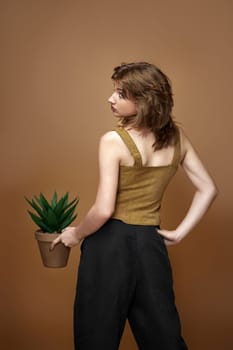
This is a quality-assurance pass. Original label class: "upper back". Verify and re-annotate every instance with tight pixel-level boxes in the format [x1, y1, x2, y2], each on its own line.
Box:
[115, 126, 181, 168]
[112, 126, 181, 225]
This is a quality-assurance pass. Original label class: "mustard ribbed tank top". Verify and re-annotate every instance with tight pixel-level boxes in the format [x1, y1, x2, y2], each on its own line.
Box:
[112, 126, 181, 225]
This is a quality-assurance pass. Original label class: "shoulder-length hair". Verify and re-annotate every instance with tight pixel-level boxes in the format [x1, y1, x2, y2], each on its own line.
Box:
[111, 62, 179, 150]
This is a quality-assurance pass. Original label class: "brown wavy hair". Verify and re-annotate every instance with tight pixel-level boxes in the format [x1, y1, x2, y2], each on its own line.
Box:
[111, 62, 179, 150]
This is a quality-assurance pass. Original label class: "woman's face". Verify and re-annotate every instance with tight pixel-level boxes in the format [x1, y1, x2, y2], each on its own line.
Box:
[108, 83, 137, 118]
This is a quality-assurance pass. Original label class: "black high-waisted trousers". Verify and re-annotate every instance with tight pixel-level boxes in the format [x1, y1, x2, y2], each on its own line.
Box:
[74, 219, 188, 350]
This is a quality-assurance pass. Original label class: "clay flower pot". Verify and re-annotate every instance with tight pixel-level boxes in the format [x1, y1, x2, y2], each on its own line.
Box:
[26, 192, 78, 268]
[35, 231, 70, 268]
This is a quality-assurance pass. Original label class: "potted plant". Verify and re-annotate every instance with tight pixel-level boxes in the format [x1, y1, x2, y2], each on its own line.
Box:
[25, 192, 79, 268]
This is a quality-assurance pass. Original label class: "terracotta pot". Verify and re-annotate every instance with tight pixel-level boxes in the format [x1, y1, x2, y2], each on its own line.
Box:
[35, 231, 70, 268]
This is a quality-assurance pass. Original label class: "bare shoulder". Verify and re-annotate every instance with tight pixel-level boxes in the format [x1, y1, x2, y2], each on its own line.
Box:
[99, 131, 123, 158]
[178, 127, 196, 162]
[100, 130, 120, 142]
[100, 130, 124, 147]
[178, 127, 207, 173]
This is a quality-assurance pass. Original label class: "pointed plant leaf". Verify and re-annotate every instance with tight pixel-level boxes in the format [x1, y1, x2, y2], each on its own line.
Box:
[57, 192, 68, 208]
[26, 192, 79, 233]
[28, 211, 53, 232]
[61, 197, 79, 213]
[25, 196, 34, 207]
[25, 197, 47, 219]
[26, 197, 42, 214]
[51, 191, 57, 209]
[31, 199, 45, 218]
[56, 198, 79, 220]
[39, 193, 51, 211]
[34, 196, 45, 211]
[59, 203, 78, 224]
[46, 208, 59, 229]
[57, 214, 77, 232]
[28, 210, 41, 223]
[25, 197, 42, 217]
[53, 194, 69, 216]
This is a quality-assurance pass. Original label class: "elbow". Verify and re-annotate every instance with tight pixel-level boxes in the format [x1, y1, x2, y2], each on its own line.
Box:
[207, 182, 218, 203]
[197, 181, 218, 204]
[210, 179, 218, 198]
[94, 204, 114, 222]
[211, 184, 218, 201]
[100, 207, 115, 221]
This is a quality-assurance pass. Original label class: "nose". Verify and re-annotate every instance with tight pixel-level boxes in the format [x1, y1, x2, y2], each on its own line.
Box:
[108, 93, 115, 104]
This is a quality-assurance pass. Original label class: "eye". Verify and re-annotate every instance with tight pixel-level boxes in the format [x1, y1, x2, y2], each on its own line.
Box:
[117, 89, 126, 99]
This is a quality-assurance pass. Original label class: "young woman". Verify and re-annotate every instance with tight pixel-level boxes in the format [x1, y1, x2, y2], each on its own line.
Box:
[52, 62, 217, 349]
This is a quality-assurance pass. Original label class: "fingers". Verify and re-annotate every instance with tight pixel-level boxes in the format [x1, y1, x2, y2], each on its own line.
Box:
[157, 229, 179, 246]
[50, 228, 69, 250]
[50, 234, 71, 251]
[157, 229, 175, 241]
[164, 239, 174, 246]
[157, 232, 173, 242]
[50, 227, 78, 250]
[50, 236, 61, 251]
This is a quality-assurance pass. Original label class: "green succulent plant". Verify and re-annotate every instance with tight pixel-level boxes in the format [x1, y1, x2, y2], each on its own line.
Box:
[25, 192, 79, 233]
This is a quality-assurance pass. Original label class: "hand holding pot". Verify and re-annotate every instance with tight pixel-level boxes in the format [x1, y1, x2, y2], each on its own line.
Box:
[50, 226, 81, 250]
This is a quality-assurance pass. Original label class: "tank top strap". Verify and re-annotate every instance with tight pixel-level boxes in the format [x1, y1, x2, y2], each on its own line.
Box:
[171, 129, 181, 167]
[115, 126, 143, 167]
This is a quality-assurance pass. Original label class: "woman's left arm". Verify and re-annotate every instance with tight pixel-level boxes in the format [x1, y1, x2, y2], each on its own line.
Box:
[158, 132, 218, 246]
[51, 132, 120, 249]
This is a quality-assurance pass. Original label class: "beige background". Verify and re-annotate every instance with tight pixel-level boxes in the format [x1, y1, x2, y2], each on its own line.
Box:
[1, 0, 232, 349]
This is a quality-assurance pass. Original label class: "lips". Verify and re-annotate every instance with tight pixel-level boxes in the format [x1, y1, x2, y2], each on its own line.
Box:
[111, 105, 117, 112]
